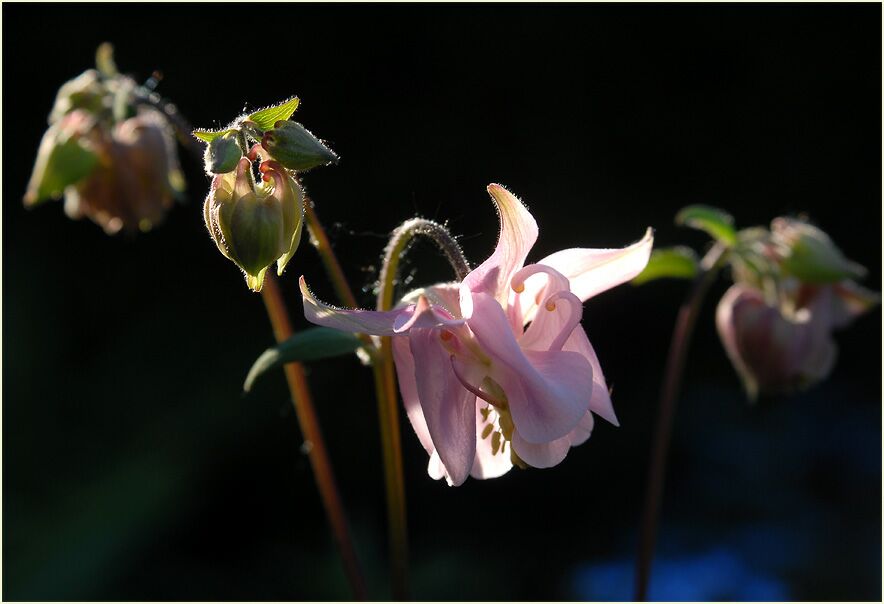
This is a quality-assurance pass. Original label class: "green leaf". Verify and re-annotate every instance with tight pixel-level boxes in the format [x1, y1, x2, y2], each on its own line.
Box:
[675, 205, 737, 246]
[192, 128, 236, 144]
[244, 327, 363, 392]
[247, 96, 300, 131]
[632, 246, 699, 284]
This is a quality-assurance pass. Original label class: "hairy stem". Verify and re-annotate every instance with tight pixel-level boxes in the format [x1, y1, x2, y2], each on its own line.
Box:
[634, 244, 727, 601]
[375, 218, 470, 598]
[261, 274, 368, 601]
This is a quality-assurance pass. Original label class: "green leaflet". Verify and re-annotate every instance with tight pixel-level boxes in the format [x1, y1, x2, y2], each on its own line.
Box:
[247, 96, 300, 131]
[243, 327, 363, 392]
[676, 205, 737, 246]
[632, 246, 699, 284]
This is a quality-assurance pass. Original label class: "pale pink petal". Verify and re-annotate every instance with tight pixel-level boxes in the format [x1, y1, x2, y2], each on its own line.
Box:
[392, 294, 465, 332]
[518, 228, 654, 322]
[518, 288, 583, 353]
[409, 328, 477, 486]
[301, 276, 410, 335]
[399, 282, 464, 318]
[470, 405, 514, 480]
[562, 326, 619, 426]
[567, 411, 596, 447]
[467, 293, 591, 443]
[391, 336, 435, 457]
[461, 184, 538, 316]
[512, 431, 571, 469]
[301, 276, 460, 336]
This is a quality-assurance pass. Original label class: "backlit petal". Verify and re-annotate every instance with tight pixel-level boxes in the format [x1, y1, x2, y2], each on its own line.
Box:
[468, 293, 592, 443]
[301, 276, 460, 336]
[470, 405, 514, 479]
[512, 431, 571, 468]
[567, 411, 595, 447]
[409, 328, 477, 486]
[562, 326, 619, 426]
[461, 184, 538, 315]
[519, 228, 654, 322]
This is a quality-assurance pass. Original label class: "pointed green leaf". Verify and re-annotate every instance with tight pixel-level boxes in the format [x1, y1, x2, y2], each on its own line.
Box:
[244, 327, 363, 392]
[632, 246, 699, 285]
[192, 128, 236, 144]
[248, 96, 300, 131]
[676, 205, 737, 246]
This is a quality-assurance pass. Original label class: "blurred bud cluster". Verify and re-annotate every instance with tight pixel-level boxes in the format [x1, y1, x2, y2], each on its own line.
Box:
[717, 217, 878, 398]
[196, 96, 338, 291]
[638, 208, 879, 400]
[24, 44, 185, 235]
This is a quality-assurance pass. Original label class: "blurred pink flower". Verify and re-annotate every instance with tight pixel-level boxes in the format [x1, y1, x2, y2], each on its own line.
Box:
[716, 280, 878, 398]
[301, 184, 653, 485]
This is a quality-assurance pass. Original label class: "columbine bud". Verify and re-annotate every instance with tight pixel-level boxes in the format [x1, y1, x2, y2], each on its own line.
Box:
[203, 133, 242, 174]
[61, 110, 183, 235]
[261, 120, 339, 172]
[716, 284, 837, 399]
[204, 157, 304, 291]
[770, 217, 866, 283]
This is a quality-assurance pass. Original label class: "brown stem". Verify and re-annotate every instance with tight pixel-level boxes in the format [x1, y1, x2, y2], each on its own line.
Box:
[261, 273, 368, 601]
[634, 244, 726, 601]
[302, 200, 409, 599]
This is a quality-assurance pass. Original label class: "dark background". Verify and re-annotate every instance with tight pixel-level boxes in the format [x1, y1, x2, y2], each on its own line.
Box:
[4, 3, 881, 601]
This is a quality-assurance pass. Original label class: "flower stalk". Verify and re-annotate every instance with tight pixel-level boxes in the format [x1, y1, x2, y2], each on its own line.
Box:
[634, 243, 726, 601]
[375, 218, 471, 599]
[260, 273, 368, 601]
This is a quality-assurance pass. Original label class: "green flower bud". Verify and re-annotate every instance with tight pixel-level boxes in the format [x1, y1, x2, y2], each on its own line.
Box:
[204, 157, 304, 291]
[261, 120, 339, 172]
[203, 133, 243, 175]
[771, 217, 866, 284]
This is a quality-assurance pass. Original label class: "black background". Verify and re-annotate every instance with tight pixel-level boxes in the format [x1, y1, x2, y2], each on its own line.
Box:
[4, 3, 881, 600]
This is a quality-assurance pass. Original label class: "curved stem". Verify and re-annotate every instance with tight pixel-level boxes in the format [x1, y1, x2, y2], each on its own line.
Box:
[634, 244, 726, 601]
[261, 274, 368, 601]
[374, 218, 470, 599]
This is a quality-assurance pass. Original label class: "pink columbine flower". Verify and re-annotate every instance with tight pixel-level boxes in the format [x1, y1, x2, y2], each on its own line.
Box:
[300, 184, 653, 485]
[716, 279, 879, 398]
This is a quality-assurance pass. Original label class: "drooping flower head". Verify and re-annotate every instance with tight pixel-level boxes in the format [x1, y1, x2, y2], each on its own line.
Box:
[24, 46, 187, 235]
[716, 216, 878, 398]
[204, 156, 305, 291]
[301, 185, 653, 485]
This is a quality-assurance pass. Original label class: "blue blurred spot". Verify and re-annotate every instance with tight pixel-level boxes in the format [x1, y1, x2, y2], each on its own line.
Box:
[572, 547, 789, 601]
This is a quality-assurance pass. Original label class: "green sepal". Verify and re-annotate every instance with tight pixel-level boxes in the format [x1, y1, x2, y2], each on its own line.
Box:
[244, 327, 365, 392]
[193, 128, 237, 144]
[632, 246, 699, 285]
[24, 134, 98, 205]
[676, 205, 737, 246]
[247, 97, 300, 131]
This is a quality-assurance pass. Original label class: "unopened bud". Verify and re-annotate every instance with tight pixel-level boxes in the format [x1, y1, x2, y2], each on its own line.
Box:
[261, 120, 338, 172]
[203, 133, 242, 175]
[204, 158, 304, 291]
